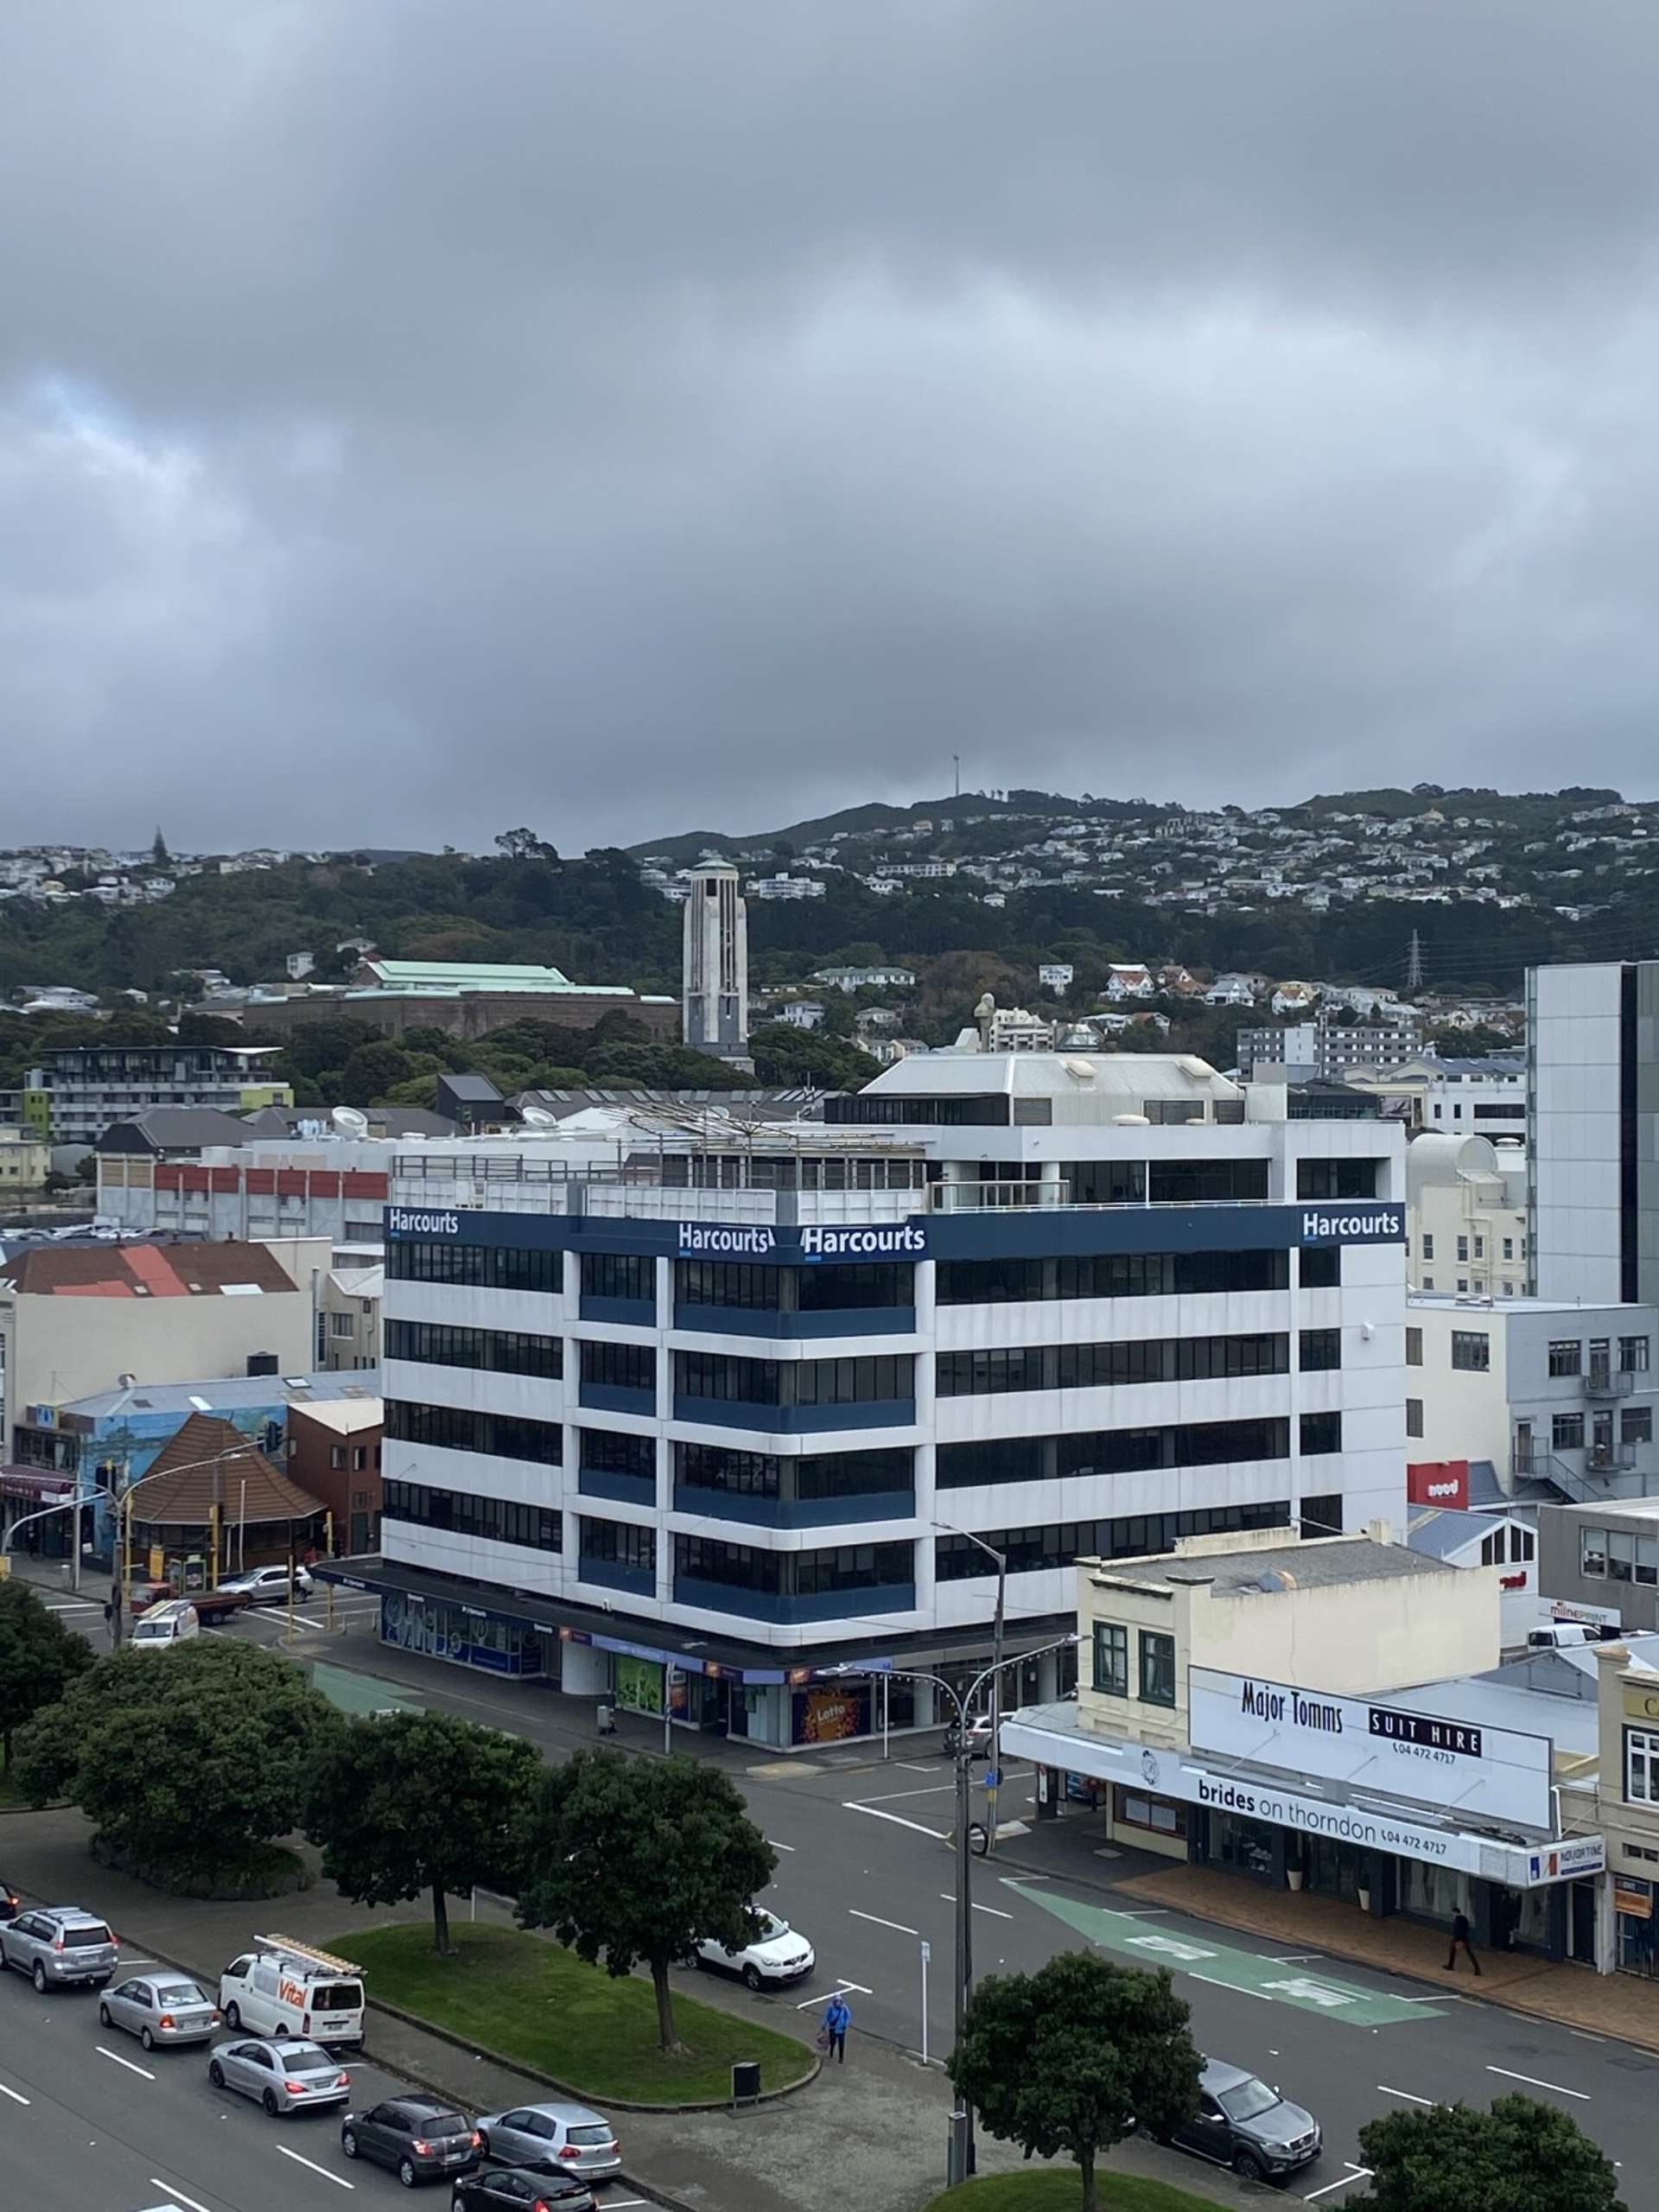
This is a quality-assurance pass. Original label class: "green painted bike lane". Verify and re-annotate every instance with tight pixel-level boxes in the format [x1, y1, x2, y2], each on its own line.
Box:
[1005, 1881, 1442, 2027]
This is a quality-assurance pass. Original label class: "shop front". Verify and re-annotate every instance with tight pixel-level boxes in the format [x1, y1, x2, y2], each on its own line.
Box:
[379, 1589, 554, 1678]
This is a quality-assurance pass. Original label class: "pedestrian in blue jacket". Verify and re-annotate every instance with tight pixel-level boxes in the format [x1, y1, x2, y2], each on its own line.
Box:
[822, 1993, 851, 2063]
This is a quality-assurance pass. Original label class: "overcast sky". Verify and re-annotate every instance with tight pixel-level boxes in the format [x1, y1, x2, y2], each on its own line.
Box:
[4, 3, 1659, 854]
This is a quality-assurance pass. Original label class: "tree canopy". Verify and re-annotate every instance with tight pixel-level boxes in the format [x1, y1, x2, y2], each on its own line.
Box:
[949, 1953, 1201, 2212]
[307, 1710, 543, 1953]
[0, 1580, 94, 1765]
[1357, 2095, 1626, 2212]
[515, 1750, 774, 2051]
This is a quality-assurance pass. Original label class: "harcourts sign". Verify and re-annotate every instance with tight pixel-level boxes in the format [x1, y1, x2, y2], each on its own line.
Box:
[799, 1223, 928, 1262]
[386, 1206, 461, 1236]
[677, 1223, 779, 1257]
[1299, 1205, 1404, 1245]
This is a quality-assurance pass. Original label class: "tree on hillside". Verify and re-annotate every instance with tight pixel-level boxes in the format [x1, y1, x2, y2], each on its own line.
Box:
[747, 1023, 880, 1090]
[495, 828, 561, 865]
[515, 1751, 774, 2051]
[338, 1039, 419, 1105]
[1357, 2095, 1625, 2212]
[949, 1953, 1201, 2212]
[151, 828, 170, 867]
[0, 1581, 93, 1769]
[307, 1711, 542, 1954]
[15, 1638, 339, 1889]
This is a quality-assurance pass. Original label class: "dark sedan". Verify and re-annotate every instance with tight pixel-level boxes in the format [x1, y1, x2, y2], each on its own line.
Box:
[341, 2094, 480, 2185]
[447, 2171, 594, 2212]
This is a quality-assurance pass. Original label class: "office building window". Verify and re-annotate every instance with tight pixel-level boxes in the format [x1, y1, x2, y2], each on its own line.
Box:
[795, 1356, 912, 1407]
[937, 1333, 1287, 1397]
[937, 1416, 1291, 1491]
[678, 1351, 781, 1405]
[578, 1517, 657, 1572]
[385, 1400, 563, 1465]
[1624, 1407, 1654, 1446]
[382, 1478, 561, 1554]
[386, 1240, 563, 1295]
[1406, 1327, 1423, 1367]
[933, 1501, 1288, 1581]
[936, 1248, 1288, 1306]
[1552, 1412, 1585, 1452]
[1139, 1630, 1177, 1707]
[1548, 1339, 1583, 1377]
[1622, 1336, 1652, 1373]
[1421, 1235, 1435, 1261]
[1456, 1236, 1469, 1262]
[1300, 1411, 1342, 1456]
[580, 1339, 656, 1394]
[1502, 1237, 1514, 1261]
[1300, 1247, 1340, 1289]
[1300, 1492, 1343, 1538]
[677, 1262, 781, 1311]
[1092, 1622, 1128, 1698]
[799, 1264, 913, 1313]
[1299, 1328, 1341, 1372]
[386, 1319, 563, 1379]
[1581, 1527, 1607, 1576]
[1451, 1331, 1491, 1373]
[1608, 1530, 1637, 1582]
[578, 1427, 656, 1479]
[581, 1252, 655, 1304]
[1406, 1397, 1424, 1438]
[1297, 1159, 1381, 1200]
[1628, 1729, 1659, 1804]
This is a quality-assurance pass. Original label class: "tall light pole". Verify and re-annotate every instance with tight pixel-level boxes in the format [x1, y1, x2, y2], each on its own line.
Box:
[934, 1523, 1007, 1852]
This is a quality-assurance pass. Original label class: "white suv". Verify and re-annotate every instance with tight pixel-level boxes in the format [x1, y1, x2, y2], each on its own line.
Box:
[695, 1908, 815, 1990]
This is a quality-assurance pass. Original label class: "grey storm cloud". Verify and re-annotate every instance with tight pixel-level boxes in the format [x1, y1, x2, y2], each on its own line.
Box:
[3, 0, 1659, 850]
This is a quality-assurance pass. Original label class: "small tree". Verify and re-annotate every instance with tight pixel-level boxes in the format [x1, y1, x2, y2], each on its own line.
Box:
[15, 1639, 338, 1889]
[1357, 2095, 1626, 2212]
[516, 1750, 774, 2052]
[308, 1712, 542, 1955]
[0, 1580, 94, 1768]
[950, 1953, 1201, 2212]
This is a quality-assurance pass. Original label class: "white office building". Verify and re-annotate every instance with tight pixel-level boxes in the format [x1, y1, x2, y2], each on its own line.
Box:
[682, 861, 748, 1056]
[1529, 959, 1659, 1304]
[332, 1051, 1409, 1750]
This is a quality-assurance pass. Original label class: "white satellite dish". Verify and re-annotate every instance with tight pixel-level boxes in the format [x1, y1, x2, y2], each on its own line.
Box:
[520, 1105, 559, 1127]
[332, 1105, 370, 1138]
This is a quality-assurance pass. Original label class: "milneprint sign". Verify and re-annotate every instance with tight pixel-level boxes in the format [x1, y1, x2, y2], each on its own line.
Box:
[1189, 1666, 1552, 1833]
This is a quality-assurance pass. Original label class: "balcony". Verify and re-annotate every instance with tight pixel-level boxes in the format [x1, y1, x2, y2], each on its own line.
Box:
[1584, 1368, 1636, 1400]
[1588, 1443, 1638, 1473]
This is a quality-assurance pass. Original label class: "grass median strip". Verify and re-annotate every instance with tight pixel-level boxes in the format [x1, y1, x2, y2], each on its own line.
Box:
[925, 2175, 1224, 2212]
[336, 1922, 815, 2106]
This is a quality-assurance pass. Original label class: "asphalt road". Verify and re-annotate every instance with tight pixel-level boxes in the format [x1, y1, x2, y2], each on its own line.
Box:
[33, 1585, 1659, 2208]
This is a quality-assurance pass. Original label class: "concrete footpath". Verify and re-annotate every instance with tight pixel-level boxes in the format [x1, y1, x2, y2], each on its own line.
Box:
[0, 1807, 1220, 2212]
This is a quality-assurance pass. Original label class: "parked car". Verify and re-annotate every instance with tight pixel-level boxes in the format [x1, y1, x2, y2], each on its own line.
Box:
[341, 2094, 481, 2185]
[218, 1563, 313, 1605]
[693, 1907, 815, 1990]
[207, 2037, 352, 2115]
[0, 1906, 118, 1991]
[474, 2103, 621, 2180]
[99, 1974, 219, 2049]
[1164, 2058, 1321, 2183]
[219, 1936, 365, 2045]
[124, 1580, 175, 1619]
[448, 2172, 594, 2212]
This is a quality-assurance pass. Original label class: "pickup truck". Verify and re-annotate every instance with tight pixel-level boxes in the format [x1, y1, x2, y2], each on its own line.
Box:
[125, 1581, 250, 1625]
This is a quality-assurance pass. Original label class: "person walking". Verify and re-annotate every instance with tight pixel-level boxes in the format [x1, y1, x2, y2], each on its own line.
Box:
[1445, 1908, 1482, 1974]
[821, 1992, 851, 2063]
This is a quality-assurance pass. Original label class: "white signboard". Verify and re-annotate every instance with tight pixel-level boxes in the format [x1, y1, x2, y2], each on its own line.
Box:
[1188, 1666, 1552, 1834]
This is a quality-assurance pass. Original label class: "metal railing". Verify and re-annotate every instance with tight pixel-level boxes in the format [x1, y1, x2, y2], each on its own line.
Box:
[1584, 1368, 1636, 1400]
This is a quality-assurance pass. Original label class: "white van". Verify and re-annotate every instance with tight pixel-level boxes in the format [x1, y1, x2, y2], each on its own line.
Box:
[219, 1936, 365, 2047]
[129, 1600, 200, 1651]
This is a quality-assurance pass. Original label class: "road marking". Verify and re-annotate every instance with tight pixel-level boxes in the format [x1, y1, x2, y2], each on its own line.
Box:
[843, 1802, 949, 1840]
[1486, 2064, 1588, 2101]
[1264, 1953, 1323, 1963]
[152, 2187, 214, 2212]
[766, 1840, 797, 1853]
[849, 1783, 957, 1803]
[97, 2042, 156, 2079]
[1305, 2168, 1371, 2201]
[0, 2077, 29, 2105]
[850, 1910, 920, 1936]
[1572, 2030, 1606, 2044]
[794, 1978, 873, 2008]
[1377, 2085, 1434, 2107]
[938, 1894, 1014, 1920]
[1192, 1973, 1273, 2000]
[46, 1601, 100, 1612]
[898, 1761, 937, 1774]
[276, 2143, 355, 2189]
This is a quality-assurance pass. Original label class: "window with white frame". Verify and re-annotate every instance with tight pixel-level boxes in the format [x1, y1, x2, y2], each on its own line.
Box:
[1628, 1728, 1659, 1803]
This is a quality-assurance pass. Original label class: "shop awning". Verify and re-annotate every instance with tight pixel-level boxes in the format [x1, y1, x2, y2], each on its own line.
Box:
[0, 1467, 77, 1500]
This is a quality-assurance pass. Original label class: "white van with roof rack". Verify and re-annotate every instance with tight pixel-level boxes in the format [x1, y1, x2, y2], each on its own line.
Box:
[218, 1935, 365, 2047]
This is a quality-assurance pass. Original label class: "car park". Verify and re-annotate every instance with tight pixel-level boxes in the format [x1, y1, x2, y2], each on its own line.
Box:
[99, 1974, 219, 2048]
[341, 2094, 482, 2185]
[1164, 2057, 1321, 2183]
[0, 1906, 118, 1990]
[449, 2172, 594, 2212]
[475, 2101, 621, 2179]
[693, 1907, 815, 1989]
[207, 2036, 352, 2115]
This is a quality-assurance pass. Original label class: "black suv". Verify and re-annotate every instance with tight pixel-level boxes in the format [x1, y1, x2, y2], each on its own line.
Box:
[340, 2094, 480, 2185]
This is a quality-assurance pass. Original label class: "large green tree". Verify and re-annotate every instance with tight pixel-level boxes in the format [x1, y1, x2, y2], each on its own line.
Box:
[14, 1639, 338, 1887]
[1357, 2095, 1625, 2212]
[308, 1711, 542, 1954]
[0, 1580, 94, 1768]
[949, 1954, 1201, 2212]
[515, 1750, 774, 2051]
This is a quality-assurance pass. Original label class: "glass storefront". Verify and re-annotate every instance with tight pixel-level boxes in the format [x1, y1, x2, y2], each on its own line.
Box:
[1618, 1877, 1657, 1974]
[379, 1591, 550, 1678]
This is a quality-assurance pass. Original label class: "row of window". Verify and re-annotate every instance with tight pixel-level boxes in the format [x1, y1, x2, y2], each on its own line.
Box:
[578, 1516, 658, 1572]
[934, 1499, 1295, 1581]
[675, 1535, 913, 1596]
[938, 1412, 1337, 1490]
[385, 1400, 563, 1465]
[382, 1478, 562, 1552]
[581, 1340, 657, 1394]
[578, 1427, 657, 1479]
[1093, 1623, 1177, 1707]
[677, 1442, 912, 1502]
[676, 1351, 912, 1408]
[676, 1261, 912, 1313]
[1581, 1527, 1659, 1585]
[1549, 1336, 1651, 1377]
[385, 1319, 563, 1379]
[661, 1150, 928, 1188]
[387, 1242, 564, 1294]
[581, 1252, 655, 1303]
[935, 1332, 1302, 1399]
[1421, 1231, 1529, 1263]
[936, 1248, 1335, 1306]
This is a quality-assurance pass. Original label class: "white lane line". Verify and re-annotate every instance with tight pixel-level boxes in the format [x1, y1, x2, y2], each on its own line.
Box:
[850, 1909, 920, 1936]
[1264, 1952, 1323, 1963]
[1486, 2063, 1588, 2101]
[1572, 2030, 1606, 2044]
[0, 2076, 29, 2106]
[97, 2043, 156, 2080]
[843, 1802, 949, 1840]
[1191, 1973, 1274, 2001]
[276, 2143, 355, 2189]
[938, 1894, 1014, 1920]
[45, 1601, 100, 1612]
[1305, 2168, 1372, 2202]
[849, 1783, 957, 1803]
[152, 2186, 214, 2212]
[1377, 2085, 1434, 2107]
[898, 1761, 937, 1774]
[794, 1978, 874, 2008]
[766, 1840, 797, 1853]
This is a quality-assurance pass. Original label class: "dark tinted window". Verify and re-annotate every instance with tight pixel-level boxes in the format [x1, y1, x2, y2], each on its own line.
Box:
[382, 1481, 562, 1554]
[580, 1339, 656, 1393]
[581, 1252, 655, 1302]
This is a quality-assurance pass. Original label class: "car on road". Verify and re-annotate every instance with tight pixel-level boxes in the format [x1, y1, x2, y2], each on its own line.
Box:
[0, 1878, 22, 1923]
[130, 1599, 200, 1649]
[942, 1713, 995, 1759]
[475, 2101, 621, 2180]
[99, 1974, 219, 2048]
[217, 1562, 313, 1604]
[207, 2036, 352, 2115]
[1164, 2057, 1322, 2183]
[693, 1906, 815, 1989]
[341, 2093, 482, 2185]
[448, 2171, 594, 2212]
[0, 1905, 118, 1990]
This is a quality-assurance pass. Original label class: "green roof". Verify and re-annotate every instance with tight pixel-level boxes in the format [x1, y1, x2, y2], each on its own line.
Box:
[368, 958, 574, 989]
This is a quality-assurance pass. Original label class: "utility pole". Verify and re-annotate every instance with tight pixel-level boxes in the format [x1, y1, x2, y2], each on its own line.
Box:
[1406, 927, 1424, 992]
[953, 753, 960, 799]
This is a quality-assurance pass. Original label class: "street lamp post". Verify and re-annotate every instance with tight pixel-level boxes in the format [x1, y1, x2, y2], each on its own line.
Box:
[106, 1443, 265, 1647]
[934, 1524, 1007, 1852]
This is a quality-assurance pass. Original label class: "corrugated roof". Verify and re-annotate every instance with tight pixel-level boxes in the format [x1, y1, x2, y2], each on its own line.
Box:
[130, 1412, 326, 1526]
[63, 1370, 380, 1421]
[1096, 1535, 1454, 1595]
[0, 1242, 298, 1299]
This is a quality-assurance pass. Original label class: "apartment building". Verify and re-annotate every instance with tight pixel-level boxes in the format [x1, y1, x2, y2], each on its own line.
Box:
[1407, 1134, 1528, 1297]
[327, 1051, 1408, 1749]
[1529, 959, 1659, 1302]
[1236, 1014, 1421, 1084]
[27, 1045, 291, 1147]
[1421, 1056, 1527, 1141]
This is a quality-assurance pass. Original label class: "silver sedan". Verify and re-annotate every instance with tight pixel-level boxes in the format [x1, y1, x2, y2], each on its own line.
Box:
[100, 1975, 219, 2050]
[207, 2037, 352, 2115]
